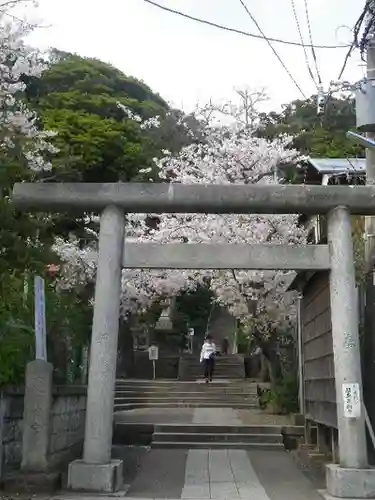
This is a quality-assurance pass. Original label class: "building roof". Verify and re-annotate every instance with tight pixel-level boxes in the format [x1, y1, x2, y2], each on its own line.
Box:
[308, 158, 365, 175]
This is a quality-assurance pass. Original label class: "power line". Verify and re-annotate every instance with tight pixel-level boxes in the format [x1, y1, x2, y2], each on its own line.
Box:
[238, 0, 307, 99]
[303, 0, 322, 85]
[0, 8, 50, 28]
[142, 0, 350, 50]
[290, 0, 318, 89]
[323, 4, 370, 118]
[335, 2, 370, 80]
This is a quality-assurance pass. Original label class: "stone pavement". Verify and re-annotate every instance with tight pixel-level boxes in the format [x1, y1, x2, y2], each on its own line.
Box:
[42, 408, 324, 500]
[123, 408, 323, 499]
[122, 447, 323, 500]
[69, 408, 323, 499]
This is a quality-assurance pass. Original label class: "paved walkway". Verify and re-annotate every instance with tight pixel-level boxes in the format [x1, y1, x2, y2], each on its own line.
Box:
[49, 408, 324, 500]
[123, 448, 323, 500]
[115, 408, 323, 500]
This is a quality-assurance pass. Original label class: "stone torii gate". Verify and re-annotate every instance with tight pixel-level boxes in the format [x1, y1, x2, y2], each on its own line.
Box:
[12, 182, 375, 498]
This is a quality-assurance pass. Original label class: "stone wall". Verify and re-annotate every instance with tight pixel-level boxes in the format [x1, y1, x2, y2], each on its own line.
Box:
[49, 386, 87, 468]
[1, 386, 86, 472]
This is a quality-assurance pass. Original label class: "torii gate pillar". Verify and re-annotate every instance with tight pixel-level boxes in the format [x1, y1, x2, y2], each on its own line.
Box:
[68, 205, 125, 492]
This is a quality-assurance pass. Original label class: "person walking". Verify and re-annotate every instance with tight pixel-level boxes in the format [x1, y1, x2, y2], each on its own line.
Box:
[200, 335, 216, 383]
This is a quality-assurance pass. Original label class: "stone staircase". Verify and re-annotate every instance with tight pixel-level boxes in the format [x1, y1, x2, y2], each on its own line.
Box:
[151, 424, 284, 450]
[178, 354, 245, 380]
[114, 379, 258, 411]
[113, 380, 293, 450]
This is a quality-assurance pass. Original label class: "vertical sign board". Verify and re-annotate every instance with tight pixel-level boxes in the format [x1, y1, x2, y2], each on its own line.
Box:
[34, 275, 47, 361]
[149, 345, 159, 380]
[342, 382, 361, 418]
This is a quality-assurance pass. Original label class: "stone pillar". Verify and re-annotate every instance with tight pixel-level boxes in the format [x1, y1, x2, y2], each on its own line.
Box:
[327, 206, 367, 468]
[326, 206, 375, 498]
[68, 205, 124, 492]
[21, 360, 53, 472]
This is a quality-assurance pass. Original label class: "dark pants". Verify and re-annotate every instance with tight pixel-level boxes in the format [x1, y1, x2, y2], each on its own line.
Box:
[204, 357, 215, 380]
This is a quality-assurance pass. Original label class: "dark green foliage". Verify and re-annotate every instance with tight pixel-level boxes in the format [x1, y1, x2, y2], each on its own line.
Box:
[174, 284, 215, 340]
[259, 372, 299, 414]
[25, 51, 198, 189]
[257, 94, 363, 159]
[2, 52, 187, 385]
[25, 53, 167, 185]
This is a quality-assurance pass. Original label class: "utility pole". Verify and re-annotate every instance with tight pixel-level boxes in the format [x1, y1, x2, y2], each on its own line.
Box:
[349, 28, 375, 464]
[365, 39, 375, 269]
[364, 37, 375, 464]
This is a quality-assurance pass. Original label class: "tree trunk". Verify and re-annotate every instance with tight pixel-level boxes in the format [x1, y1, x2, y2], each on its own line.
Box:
[257, 339, 282, 390]
[260, 353, 269, 382]
[117, 317, 134, 378]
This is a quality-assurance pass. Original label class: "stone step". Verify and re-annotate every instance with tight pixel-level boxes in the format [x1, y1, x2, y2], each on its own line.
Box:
[115, 378, 249, 382]
[114, 399, 258, 406]
[179, 373, 245, 376]
[180, 367, 245, 371]
[114, 402, 259, 410]
[180, 355, 244, 360]
[115, 388, 255, 393]
[153, 432, 283, 444]
[115, 378, 251, 384]
[181, 361, 245, 365]
[114, 390, 257, 396]
[154, 424, 282, 434]
[115, 380, 251, 385]
[181, 361, 245, 366]
[151, 441, 284, 450]
[114, 395, 257, 401]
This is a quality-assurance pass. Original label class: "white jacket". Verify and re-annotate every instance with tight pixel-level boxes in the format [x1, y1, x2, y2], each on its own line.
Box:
[200, 342, 216, 363]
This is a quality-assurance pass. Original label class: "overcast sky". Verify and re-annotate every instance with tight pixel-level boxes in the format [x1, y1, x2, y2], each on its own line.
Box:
[24, 0, 365, 113]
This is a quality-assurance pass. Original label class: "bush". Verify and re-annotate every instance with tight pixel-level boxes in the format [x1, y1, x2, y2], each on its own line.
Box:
[259, 372, 299, 414]
[0, 273, 35, 387]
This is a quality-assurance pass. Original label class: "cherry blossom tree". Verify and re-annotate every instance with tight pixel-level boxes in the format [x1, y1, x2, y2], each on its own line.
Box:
[146, 124, 305, 321]
[0, 3, 58, 177]
[55, 92, 306, 340]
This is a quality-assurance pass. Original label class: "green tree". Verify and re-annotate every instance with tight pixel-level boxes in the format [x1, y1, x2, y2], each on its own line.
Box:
[25, 51, 197, 184]
[257, 94, 364, 158]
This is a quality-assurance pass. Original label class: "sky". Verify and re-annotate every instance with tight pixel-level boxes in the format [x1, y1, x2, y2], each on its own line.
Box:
[22, 0, 366, 113]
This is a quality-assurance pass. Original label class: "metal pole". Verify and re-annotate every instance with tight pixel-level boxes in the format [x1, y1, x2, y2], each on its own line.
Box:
[83, 205, 125, 465]
[365, 39, 375, 268]
[153, 360, 156, 381]
[327, 206, 367, 468]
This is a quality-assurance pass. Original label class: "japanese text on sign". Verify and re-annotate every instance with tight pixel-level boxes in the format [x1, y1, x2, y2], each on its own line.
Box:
[34, 275, 47, 361]
[342, 383, 361, 418]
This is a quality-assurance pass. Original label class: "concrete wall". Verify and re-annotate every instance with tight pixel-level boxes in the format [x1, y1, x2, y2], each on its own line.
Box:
[1, 386, 86, 472]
